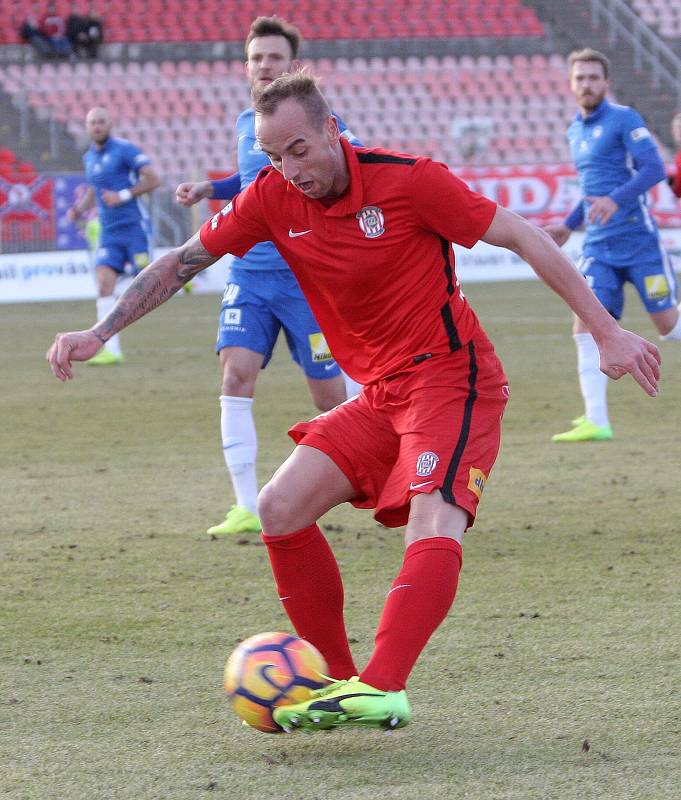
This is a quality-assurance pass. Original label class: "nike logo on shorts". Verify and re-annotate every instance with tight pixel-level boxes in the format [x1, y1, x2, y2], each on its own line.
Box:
[409, 480, 434, 490]
[289, 228, 312, 238]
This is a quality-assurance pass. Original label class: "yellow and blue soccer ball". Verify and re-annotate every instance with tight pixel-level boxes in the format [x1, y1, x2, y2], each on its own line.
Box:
[224, 632, 328, 733]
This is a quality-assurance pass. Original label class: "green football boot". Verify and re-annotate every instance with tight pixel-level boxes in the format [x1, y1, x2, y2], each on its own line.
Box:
[552, 419, 612, 442]
[85, 350, 124, 366]
[273, 676, 412, 732]
[207, 505, 261, 535]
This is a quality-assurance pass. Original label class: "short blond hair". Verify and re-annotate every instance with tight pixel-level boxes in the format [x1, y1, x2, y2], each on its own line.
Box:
[254, 71, 331, 130]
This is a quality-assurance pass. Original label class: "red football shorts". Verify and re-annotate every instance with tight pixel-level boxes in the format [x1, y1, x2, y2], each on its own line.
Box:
[288, 338, 509, 528]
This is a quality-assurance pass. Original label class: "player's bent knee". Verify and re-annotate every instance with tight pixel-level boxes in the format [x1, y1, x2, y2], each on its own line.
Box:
[257, 480, 300, 535]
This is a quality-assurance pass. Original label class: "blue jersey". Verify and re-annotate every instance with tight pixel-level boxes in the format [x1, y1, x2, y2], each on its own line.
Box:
[229, 108, 361, 271]
[83, 136, 151, 233]
[566, 99, 665, 245]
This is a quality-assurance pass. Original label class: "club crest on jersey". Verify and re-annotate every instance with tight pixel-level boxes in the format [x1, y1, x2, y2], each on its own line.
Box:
[416, 451, 439, 477]
[356, 205, 385, 238]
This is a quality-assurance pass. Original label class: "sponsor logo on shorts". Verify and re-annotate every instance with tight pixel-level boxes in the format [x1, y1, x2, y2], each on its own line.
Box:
[223, 309, 242, 326]
[133, 252, 149, 269]
[309, 332, 333, 362]
[222, 283, 240, 305]
[468, 467, 487, 499]
[644, 274, 670, 300]
[356, 205, 385, 238]
[415, 451, 439, 477]
[409, 480, 434, 490]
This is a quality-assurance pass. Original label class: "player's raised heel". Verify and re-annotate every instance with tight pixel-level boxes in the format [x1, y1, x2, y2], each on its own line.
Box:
[85, 350, 124, 366]
[273, 676, 412, 732]
[551, 419, 613, 442]
[207, 505, 261, 535]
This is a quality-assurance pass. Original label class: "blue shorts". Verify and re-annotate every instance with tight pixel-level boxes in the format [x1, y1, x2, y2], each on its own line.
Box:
[216, 266, 342, 380]
[96, 224, 151, 274]
[579, 234, 678, 319]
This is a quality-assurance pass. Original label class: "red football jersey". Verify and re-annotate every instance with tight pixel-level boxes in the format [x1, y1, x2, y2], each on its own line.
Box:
[200, 138, 497, 383]
[672, 150, 681, 198]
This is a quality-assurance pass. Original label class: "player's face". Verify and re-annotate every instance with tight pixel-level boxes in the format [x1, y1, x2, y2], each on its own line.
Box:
[245, 35, 295, 98]
[256, 99, 349, 199]
[672, 116, 681, 148]
[569, 61, 608, 113]
[85, 110, 112, 145]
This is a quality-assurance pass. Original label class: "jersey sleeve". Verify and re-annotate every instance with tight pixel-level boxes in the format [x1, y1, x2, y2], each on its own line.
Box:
[410, 159, 497, 248]
[199, 173, 272, 258]
[609, 109, 665, 206]
[122, 141, 151, 174]
[211, 172, 242, 200]
[333, 112, 363, 146]
[620, 108, 659, 158]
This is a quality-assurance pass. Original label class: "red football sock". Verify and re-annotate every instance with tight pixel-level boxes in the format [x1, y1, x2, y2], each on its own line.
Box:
[262, 523, 357, 680]
[360, 537, 462, 692]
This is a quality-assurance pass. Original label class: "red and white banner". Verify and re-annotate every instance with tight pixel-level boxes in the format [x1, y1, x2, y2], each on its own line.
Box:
[457, 163, 681, 227]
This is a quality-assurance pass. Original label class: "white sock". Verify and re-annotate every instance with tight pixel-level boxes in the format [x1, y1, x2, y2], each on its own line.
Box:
[574, 333, 609, 428]
[660, 305, 681, 341]
[96, 296, 121, 356]
[220, 395, 258, 515]
[341, 371, 362, 399]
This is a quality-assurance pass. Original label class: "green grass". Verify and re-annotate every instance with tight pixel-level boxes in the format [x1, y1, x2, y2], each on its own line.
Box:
[2, 282, 680, 800]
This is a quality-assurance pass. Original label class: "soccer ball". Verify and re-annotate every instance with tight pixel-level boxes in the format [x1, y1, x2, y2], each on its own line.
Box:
[224, 631, 328, 733]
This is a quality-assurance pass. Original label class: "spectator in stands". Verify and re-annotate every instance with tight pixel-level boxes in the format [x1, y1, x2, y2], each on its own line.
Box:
[66, 4, 103, 59]
[175, 16, 361, 537]
[545, 48, 681, 443]
[47, 71, 660, 734]
[67, 107, 160, 365]
[20, 3, 72, 58]
[668, 111, 681, 198]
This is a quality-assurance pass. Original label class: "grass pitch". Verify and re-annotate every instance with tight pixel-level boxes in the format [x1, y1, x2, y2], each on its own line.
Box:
[2, 281, 680, 800]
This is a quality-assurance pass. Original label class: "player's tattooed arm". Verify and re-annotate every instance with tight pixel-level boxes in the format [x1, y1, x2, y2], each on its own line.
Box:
[93, 233, 219, 341]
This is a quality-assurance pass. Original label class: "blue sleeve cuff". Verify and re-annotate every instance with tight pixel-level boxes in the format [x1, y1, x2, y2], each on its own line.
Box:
[211, 173, 242, 200]
[564, 202, 584, 230]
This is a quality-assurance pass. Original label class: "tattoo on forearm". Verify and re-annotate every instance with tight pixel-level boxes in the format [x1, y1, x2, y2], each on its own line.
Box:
[178, 237, 215, 277]
[95, 234, 218, 340]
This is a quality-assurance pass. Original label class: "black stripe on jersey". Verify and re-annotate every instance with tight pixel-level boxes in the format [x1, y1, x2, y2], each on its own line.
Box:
[439, 236, 461, 352]
[441, 341, 478, 506]
[356, 153, 417, 165]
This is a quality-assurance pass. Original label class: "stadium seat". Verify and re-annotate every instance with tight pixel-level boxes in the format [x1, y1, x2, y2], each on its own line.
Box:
[1, 0, 545, 44]
[0, 53, 588, 187]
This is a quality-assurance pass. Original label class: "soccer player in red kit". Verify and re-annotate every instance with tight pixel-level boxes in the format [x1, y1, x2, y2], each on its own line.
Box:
[48, 73, 661, 733]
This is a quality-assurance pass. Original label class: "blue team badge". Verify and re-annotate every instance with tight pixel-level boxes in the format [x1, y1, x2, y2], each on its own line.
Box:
[356, 205, 385, 238]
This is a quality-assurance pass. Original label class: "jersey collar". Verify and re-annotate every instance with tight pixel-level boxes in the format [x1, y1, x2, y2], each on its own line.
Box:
[89, 136, 112, 154]
[576, 98, 609, 124]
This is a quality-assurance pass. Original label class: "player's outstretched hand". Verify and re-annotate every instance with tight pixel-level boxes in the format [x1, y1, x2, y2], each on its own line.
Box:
[47, 330, 103, 382]
[598, 328, 661, 397]
[175, 181, 211, 208]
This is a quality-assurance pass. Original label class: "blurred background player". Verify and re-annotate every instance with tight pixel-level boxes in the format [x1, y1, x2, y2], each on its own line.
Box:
[668, 111, 681, 198]
[545, 49, 680, 443]
[68, 107, 160, 365]
[175, 17, 361, 536]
